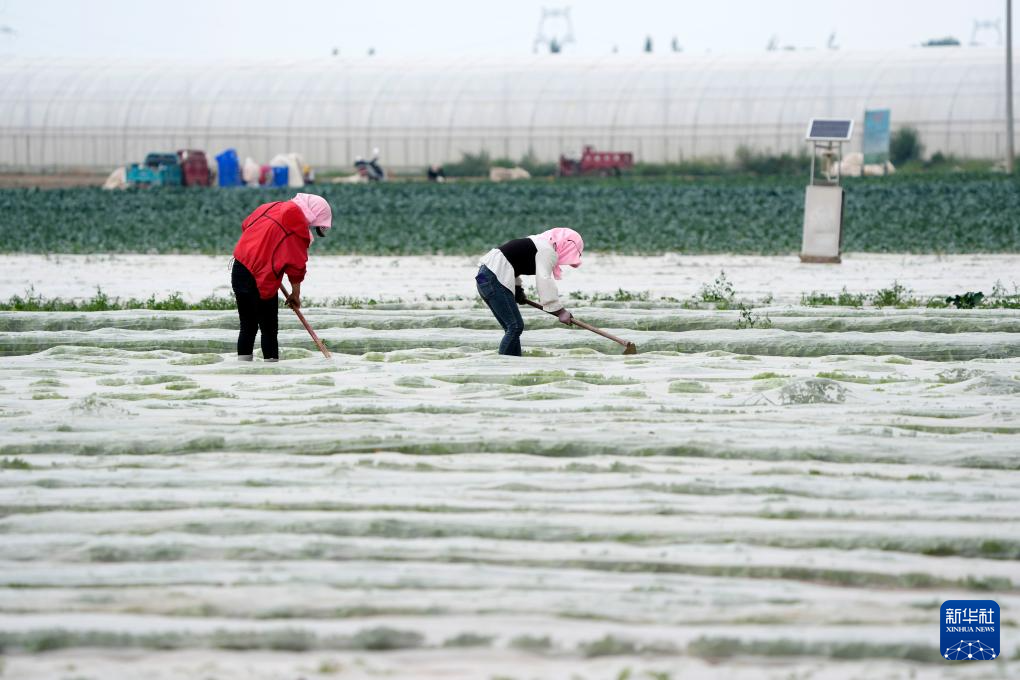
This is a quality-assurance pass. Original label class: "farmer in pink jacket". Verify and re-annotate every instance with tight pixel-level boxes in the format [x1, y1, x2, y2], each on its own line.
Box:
[475, 227, 584, 356]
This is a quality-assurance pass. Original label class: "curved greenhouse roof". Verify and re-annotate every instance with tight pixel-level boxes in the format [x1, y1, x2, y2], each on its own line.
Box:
[0, 49, 1015, 169]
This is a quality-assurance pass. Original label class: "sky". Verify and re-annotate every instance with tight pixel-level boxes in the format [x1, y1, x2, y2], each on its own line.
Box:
[0, 0, 1013, 59]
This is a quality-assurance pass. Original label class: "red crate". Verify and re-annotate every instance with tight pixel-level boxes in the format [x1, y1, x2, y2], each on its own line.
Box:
[177, 149, 211, 187]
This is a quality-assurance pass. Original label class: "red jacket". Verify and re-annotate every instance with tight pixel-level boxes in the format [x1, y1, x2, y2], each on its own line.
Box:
[233, 201, 311, 299]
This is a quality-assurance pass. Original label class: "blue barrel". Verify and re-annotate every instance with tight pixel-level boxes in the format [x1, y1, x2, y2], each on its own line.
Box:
[215, 148, 241, 187]
[271, 166, 289, 187]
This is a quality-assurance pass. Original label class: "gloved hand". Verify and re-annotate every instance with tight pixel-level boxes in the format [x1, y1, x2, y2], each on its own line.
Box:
[514, 286, 527, 305]
[556, 308, 573, 325]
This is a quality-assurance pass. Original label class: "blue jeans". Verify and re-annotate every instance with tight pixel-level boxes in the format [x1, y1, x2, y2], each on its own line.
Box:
[476, 265, 524, 356]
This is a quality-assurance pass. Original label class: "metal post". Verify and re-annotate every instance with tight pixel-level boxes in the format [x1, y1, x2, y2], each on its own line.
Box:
[837, 142, 843, 185]
[1009, 0, 1015, 173]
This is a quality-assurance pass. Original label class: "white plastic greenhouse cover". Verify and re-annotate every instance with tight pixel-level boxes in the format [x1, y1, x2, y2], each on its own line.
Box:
[0, 48, 1016, 170]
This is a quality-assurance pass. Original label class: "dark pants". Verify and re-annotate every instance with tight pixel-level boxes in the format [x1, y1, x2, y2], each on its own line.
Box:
[232, 260, 279, 359]
[476, 265, 524, 356]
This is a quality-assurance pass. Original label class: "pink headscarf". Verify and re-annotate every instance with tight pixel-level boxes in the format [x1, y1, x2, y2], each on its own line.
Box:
[536, 227, 584, 280]
[290, 193, 332, 240]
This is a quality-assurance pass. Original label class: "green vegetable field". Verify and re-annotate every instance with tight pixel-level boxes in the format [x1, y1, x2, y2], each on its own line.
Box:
[1, 173, 1017, 254]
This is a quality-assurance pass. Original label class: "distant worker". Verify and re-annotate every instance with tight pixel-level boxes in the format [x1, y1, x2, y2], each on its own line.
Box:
[475, 228, 583, 356]
[231, 193, 333, 362]
[354, 147, 385, 182]
[427, 164, 446, 183]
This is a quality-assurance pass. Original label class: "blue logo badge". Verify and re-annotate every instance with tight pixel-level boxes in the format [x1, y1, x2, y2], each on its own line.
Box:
[941, 600, 1000, 661]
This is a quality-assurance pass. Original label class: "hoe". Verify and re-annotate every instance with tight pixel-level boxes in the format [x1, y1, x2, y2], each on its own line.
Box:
[524, 299, 637, 355]
[280, 283, 332, 358]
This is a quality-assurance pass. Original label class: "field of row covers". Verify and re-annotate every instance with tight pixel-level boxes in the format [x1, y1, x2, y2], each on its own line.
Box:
[0, 255, 1017, 679]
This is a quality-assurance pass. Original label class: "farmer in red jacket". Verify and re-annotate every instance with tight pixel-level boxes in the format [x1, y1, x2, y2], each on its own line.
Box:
[232, 193, 332, 361]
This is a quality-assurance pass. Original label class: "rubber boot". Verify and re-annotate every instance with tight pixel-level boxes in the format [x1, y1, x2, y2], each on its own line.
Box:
[238, 354, 254, 362]
[264, 358, 279, 363]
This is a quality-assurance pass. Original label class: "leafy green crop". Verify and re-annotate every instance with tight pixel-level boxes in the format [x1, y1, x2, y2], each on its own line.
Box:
[0, 173, 1017, 255]
[0, 289, 236, 312]
[946, 291, 985, 309]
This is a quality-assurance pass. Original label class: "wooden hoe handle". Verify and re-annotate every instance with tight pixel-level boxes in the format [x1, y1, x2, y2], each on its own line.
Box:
[523, 298, 635, 351]
[280, 283, 332, 358]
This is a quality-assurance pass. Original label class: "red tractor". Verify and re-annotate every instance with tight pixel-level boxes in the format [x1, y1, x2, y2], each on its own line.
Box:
[558, 145, 634, 177]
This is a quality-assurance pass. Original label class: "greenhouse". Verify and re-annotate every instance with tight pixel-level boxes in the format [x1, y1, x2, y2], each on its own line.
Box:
[0, 48, 1014, 170]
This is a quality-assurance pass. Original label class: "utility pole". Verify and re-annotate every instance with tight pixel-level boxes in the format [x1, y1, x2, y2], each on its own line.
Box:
[1008, 0, 1015, 173]
[533, 7, 575, 54]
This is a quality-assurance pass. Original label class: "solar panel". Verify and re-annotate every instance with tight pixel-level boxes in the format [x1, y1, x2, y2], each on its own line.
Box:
[805, 118, 854, 142]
